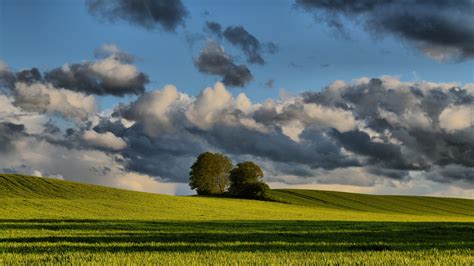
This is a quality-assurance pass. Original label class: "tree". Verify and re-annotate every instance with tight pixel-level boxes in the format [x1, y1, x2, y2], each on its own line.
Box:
[229, 161, 269, 199]
[237, 182, 270, 200]
[189, 152, 233, 195]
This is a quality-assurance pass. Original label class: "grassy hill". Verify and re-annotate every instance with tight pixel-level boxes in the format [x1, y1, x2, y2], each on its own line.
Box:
[0, 174, 473, 221]
[1, 174, 473, 264]
[269, 189, 474, 216]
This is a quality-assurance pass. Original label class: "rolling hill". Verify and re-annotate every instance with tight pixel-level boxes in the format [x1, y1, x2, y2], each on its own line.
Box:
[270, 189, 474, 217]
[1, 174, 473, 264]
[0, 174, 473, 221]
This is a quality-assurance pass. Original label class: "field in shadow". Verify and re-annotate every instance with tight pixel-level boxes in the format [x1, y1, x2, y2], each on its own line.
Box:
[0, 220, 472, 254]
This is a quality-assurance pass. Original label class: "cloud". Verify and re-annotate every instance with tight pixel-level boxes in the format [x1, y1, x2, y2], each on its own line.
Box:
[222, 26, 265, 65]
[15, 68, 43, 84]
[94, 43, 135, 63]
[279, 101, 357, 133]
[332, 129, 414, 171]
[0, 130, 129, 187]
[295, 0, 474, 60]
[204, 21, 222, 35]
[0, 60, 8, 73]
[0, 110, 189, 192]
[1, 68, 474, 196]
[1, 46, 148, 97]
[86, 0, 188, 32]
[425, 165, 474, 186]
[205, 22, 278, 64]
[194, 41, 253, 87]
[13, 82, 97, 121]
[195, 126, 358, 171]
[109, 82, 359, 181]
[111, 77, 474, 188]
[0, 60, 16, 89]
[439, 105, 472, 132]
[303, 77, 474, 174]
[93, 119, 206, 182]
[45, 56, 149, 96]
[0, 95, 48, 134]
[114, 172, 193, 195]
[83, 130, 127, 150]
[0, 122, 26, 153]
[185, 82, 233, 129]
[122, 84, 184, 135]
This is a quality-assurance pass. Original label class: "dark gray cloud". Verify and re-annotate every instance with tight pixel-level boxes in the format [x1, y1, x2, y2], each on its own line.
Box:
[93, 119, 206, 182]
[0, 67, 43, 90]
[295, 0, 474, 60]
[426, 165, 474, 185]
[0, 122, 26, 153]
[0, 67, 98, 122]
[366, 167, 410, 181]
[204, 21, 222, 36]
[0, 47, 149, 97]
[45, 60, 149, 96]
[0, 70, 16, 91]
[16, 68, 43, 84]
[86, 0, 188, 32]
[205, 22, 278, 64]
[192, 125, 358, 171]
[223, 26, 265, 65]
[194, 41, 253, 87]
[0, 68, 43, 91]
[332, 129, 422, 171]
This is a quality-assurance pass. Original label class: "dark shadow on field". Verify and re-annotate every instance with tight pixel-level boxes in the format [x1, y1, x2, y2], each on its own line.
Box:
[0, 220, 472, 253]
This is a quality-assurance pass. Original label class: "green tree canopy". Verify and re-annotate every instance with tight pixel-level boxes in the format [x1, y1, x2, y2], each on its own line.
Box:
[189, 152, 233, 195]
[229, 161, 269, 199]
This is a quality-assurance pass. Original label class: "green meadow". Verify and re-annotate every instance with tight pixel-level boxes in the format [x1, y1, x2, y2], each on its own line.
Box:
[0, 174, 473, 264]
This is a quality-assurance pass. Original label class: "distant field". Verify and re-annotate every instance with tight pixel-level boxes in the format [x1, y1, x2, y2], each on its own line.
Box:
[269, 189, 474, 217]
[0, 174, 473, 264]
[1, 174, 473, 221]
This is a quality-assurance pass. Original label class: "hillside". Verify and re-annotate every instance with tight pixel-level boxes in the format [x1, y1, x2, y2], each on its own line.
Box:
[1, 174, 473, 264]
[0, 174, 473, 221]
[270, 189, 474, 217]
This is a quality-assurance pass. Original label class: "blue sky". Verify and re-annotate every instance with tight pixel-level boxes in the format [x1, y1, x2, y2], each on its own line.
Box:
[2, 0, 472, 108]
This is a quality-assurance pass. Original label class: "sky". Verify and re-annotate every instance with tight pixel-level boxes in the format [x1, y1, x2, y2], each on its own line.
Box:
[0, 0, 473, 198]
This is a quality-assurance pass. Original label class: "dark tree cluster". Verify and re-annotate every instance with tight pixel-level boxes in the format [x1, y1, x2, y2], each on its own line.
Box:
[189, 152, 270, 200]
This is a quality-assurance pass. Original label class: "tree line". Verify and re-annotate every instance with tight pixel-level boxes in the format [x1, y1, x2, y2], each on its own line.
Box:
[189, 152, 270, 200]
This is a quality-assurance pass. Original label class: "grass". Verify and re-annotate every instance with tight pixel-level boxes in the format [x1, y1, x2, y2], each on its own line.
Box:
[0, 220, 473, 264]
[269, 189, 474, 216]
[0, 174, 473, 264]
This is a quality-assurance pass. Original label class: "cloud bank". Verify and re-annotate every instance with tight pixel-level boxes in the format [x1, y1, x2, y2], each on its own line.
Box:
[1, 53, 473, 196]
[107, 77, 474, 191]
[295, 0, 474, 61]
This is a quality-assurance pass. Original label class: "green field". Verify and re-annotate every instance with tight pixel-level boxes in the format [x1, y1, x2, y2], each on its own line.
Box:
[0, 174, 473, 264]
